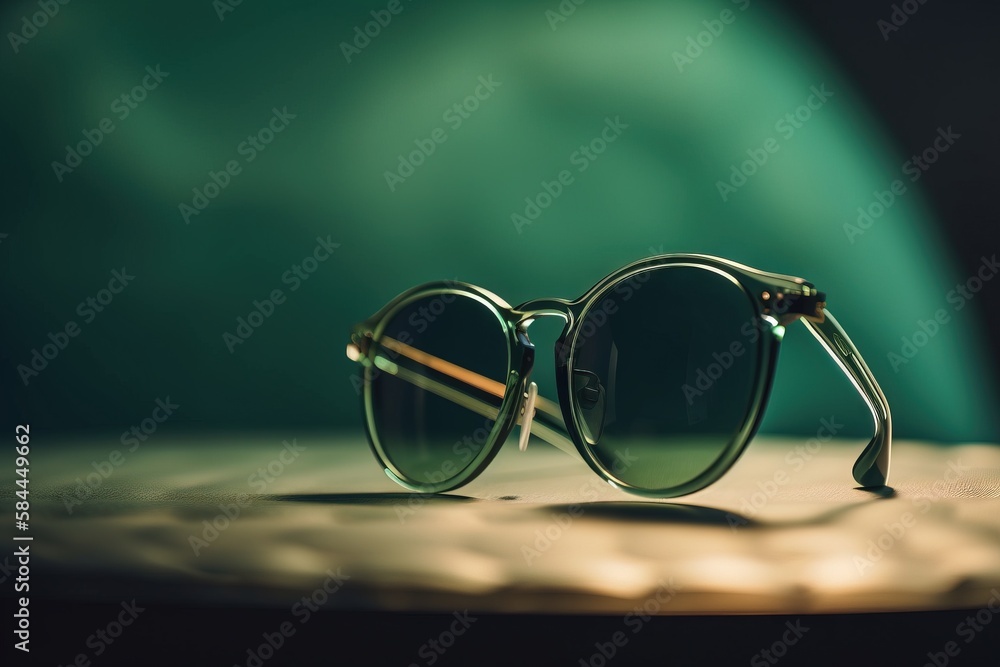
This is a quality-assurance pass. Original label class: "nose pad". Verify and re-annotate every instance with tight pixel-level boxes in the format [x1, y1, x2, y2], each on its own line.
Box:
[573, 369, 606, 444]
[517, 382, 538, 452]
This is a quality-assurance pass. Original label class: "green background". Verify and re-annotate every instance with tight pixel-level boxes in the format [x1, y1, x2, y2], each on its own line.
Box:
[2, 0, 996, 443]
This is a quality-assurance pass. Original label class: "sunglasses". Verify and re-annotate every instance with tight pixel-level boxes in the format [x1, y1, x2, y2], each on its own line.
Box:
[346, 254, 891, 498]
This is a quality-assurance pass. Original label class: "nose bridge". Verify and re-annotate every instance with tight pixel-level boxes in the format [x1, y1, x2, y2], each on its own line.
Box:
[511, 298, 573, 328]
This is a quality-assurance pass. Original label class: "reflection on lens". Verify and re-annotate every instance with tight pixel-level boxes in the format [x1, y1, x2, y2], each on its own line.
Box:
[570, 265, 760, 492]
[368, 291, 509, 486]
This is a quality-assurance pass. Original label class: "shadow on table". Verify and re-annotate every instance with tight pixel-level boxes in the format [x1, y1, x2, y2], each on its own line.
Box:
[268, 492, 477, 506]
[266, 485, 894, 528]
[539, 485, 894, 528]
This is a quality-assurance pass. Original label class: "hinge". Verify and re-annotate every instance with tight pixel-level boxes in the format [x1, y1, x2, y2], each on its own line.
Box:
[762, 289, 827, 324]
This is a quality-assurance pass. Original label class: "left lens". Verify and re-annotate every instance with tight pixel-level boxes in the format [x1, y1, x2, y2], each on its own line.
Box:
[366, 290, 510, 489]
[568, 264, 763, 494]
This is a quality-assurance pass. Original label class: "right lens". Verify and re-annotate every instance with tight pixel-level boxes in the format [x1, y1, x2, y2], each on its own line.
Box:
[569, 264, 762, 494]
[366, 290, 511, 488]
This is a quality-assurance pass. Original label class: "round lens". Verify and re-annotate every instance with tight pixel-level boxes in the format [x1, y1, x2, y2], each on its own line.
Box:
[569, 264, 762, 493]
[366, 291, 511, 488]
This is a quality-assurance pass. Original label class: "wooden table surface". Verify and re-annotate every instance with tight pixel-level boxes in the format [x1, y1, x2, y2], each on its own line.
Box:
[21, 433, 1000, 616]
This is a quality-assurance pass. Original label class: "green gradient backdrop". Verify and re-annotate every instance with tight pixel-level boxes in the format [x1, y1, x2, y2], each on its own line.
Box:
[2, 0, 996, 442]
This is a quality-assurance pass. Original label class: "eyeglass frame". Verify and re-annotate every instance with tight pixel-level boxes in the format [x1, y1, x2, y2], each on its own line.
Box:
[347, 253, 891, 498]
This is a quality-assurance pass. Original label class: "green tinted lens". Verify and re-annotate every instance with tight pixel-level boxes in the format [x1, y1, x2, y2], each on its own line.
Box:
[368, 291, 510, 487]
[570, 265, 761, 492]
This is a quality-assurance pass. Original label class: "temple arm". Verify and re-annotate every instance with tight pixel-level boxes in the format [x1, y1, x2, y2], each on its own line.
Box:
[800, 308, 892, 487]
[348, 336, 581, 459]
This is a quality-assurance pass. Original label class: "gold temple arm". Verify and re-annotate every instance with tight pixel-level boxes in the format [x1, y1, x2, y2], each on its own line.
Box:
[349, 336, 579, 458]
[378, 336, 565, 425]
